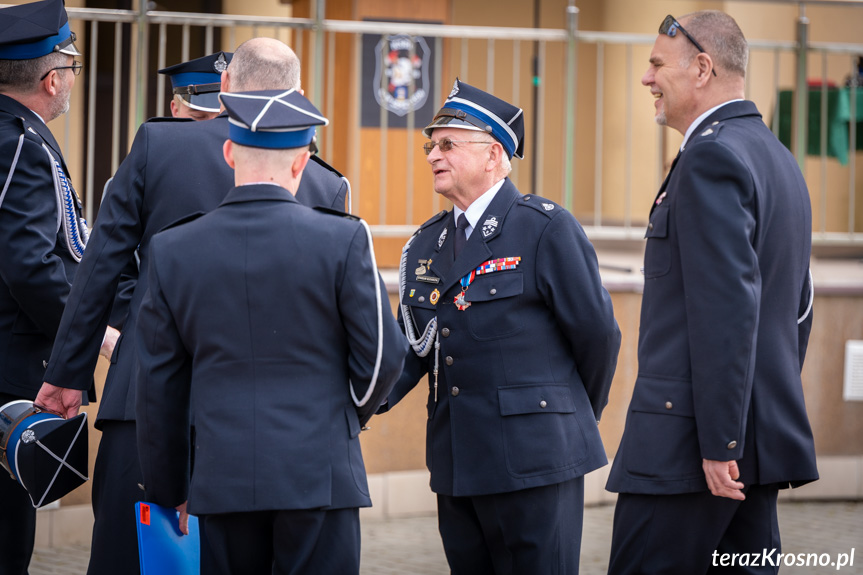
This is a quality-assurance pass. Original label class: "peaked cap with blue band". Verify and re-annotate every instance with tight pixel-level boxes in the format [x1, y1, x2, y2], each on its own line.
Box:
[0, 0, 81, 60]
[220, 89, 328, 150]
[423, 78, 525, 160]
[158, 51, 233, 113]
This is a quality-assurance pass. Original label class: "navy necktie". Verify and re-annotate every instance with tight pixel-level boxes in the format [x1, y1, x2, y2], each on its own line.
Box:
[454, 214, 469, 259]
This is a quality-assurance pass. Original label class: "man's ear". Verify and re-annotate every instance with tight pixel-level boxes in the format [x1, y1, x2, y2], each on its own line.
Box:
[291, 149, 311, 178]
[220, 70, 230, 95]
[695, 53, 714, 85]
[41, 71, 58, 97]
[170, 99, 180, 118]
[223, 139, 235, 169]
[486, 141, 503, 172]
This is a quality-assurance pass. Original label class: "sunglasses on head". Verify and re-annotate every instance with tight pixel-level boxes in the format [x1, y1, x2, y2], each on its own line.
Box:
[659, 15, 717, 77]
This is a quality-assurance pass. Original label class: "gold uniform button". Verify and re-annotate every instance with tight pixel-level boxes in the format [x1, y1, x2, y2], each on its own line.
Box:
[727, 441, 738, 450]
[445, 356, 453, 366]
[451, 387, 460, 397]
[441, 328, 450, 337]
[539, 400, 548, 408]
[665, 401, 673, 410]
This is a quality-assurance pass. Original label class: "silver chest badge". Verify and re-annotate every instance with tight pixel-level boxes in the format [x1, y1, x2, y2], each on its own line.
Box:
[437, 227, 448, 248]
[481, 216, 498, 238]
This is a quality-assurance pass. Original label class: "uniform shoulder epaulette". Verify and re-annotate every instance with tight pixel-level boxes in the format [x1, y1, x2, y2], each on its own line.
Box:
[694, 120, 725, 141]
[313, 206, 360, 221]
[309, 155, 344, 179]
[417, 210, 448, 232]
[161, 211, 205, 231]
[518, 194, 562, 218]
[144, 116, 195, 124]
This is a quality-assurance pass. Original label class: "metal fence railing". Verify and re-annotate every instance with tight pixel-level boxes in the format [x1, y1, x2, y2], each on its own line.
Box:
[2, 2, 861, 246]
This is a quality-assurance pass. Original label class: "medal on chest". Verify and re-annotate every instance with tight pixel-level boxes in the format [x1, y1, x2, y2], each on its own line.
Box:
[453, 257, 521, 311]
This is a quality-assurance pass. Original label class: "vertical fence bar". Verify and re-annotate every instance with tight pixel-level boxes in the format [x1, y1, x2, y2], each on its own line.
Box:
[351, 32, 362, 215]
[487, 38, 494, 91]
[849, 61, 858, 236]
[156, 23, 167, 118]
[535, 40, 545, 197]
[205, 25, 213, 54]
[112, 22, 122, 175]
[624, 43, 632, 230]
[820, 50, 828, 236]
[461, 37, 468, 81]
[771, 48, 781, 136]
[512, 39, 521, 189]
[378, 35, 388, 225]
[405, 39, 416, 226]
[181, 24, 190, 62]
[563, 2, 577, 212]
[794, 8, 809, 174]
[311, 0, 326, 111]
[594, 42, 604, 226]
[325, 30, 336, 162]
[85, 20, 98, 222]
[135, 1, 149, 128]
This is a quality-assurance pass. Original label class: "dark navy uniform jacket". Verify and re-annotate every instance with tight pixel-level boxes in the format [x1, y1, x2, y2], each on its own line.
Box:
[43, 113, 347, 427]
[387, 179, 621, 497]
[607, 101, 818, 495]
[135, 184, 406, 514]
[0, 94, 86, 399]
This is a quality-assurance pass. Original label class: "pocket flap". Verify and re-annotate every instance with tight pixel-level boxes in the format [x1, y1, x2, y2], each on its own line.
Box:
[629, 376, 694, 416]
[401, 281, 440, 310]
[467, 272, 523, 303]
[499, 385, 575, 416]
[645, 205, 669, 239]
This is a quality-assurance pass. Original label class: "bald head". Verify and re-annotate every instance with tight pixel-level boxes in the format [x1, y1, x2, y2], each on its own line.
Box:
[226, 38, 301, 92]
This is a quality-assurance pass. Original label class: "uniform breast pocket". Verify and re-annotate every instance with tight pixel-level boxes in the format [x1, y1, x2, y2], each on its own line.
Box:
[466, 272, 524, 341]
[643, 205, 671, 279]
[622, 376, 702, 480]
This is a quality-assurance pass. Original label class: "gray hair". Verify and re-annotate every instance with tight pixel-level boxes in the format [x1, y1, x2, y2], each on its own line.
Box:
[679, 11, 749, 78]
[0, 52, 68, 93]
[228, 38, 301, 92]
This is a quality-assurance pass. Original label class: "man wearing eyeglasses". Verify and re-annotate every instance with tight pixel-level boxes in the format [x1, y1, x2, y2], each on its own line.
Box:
[606, 11, 818, 575]
[381, 78, 621, 574]
[0, 1, 88, 573]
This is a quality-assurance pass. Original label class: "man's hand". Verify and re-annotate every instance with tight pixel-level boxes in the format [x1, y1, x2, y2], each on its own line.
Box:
[703, 459, 746, 501]
[34, 382, 82, 419]
[100, 326, 120, 360]
[176, 501, 190, 536]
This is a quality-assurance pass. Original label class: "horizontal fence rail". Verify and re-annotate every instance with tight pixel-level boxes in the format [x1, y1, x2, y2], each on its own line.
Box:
[1, 3, 860, 248]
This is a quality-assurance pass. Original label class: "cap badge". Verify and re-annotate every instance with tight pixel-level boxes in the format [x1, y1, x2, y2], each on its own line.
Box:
[213, 53, 228, 73]
[542, 203, 554, 211]
[437, 227, 448, 249]
[481, 216, 499, 238]
[448, 79, 460, 99]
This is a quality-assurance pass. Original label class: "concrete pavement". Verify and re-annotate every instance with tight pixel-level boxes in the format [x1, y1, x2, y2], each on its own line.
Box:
[29, 500, 862, 574]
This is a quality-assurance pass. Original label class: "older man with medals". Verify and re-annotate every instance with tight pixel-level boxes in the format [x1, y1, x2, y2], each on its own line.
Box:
[381, 79, 621, 574]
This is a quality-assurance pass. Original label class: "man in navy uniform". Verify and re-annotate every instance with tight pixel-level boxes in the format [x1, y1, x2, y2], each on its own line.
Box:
[35, 37, 349, 574]
[383, 79, 621, 574]
[135, 88, 406, 574]
[159, 51, 233, 121]
[606, 12, 818, 575]
[0, 1, 88, 573]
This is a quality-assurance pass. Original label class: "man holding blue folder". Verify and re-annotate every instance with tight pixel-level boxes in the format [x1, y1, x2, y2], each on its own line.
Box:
[134, 88, 406, 574]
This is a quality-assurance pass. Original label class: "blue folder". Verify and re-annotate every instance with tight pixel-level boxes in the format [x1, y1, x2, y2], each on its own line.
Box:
[135, 501, 200, 575]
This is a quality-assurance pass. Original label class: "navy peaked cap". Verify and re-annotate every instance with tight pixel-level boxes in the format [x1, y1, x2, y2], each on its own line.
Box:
[0, 0, 81, 60]
[0, 400, 89, 508]
[158, 51, 232, 113]
[220, 89, 329, 149]
[423, 78, 525, 160]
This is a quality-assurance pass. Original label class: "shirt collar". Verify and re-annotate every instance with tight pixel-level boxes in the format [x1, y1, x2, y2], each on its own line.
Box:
[681, 99, 743, 151]
[453, 178, 506, 239]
